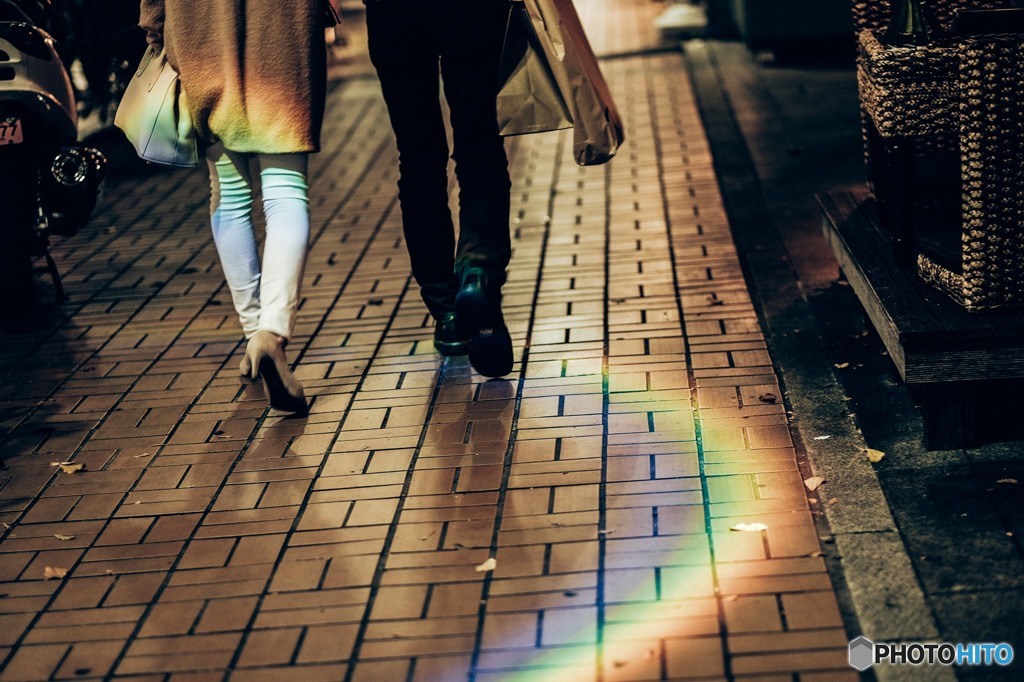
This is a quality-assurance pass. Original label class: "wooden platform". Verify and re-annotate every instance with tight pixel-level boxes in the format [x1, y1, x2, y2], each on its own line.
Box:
[819, 189, 1024, 449]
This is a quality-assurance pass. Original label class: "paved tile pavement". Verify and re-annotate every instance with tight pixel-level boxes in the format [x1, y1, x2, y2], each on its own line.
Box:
[0, 2, 857, 679]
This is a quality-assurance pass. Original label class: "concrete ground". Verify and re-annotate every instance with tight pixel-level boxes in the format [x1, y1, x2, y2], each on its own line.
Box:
[0, 0, 1021, 680]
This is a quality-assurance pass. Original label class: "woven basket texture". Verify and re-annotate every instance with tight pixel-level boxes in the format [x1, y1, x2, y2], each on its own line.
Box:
[852, 0, 1010, 33]
[953, 35, 1024, 310]
[858, 30, 958, 136]
[854, 0, 1024, 311]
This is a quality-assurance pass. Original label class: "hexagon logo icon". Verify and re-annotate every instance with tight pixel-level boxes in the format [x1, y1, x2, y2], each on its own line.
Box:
[849, 636, 875, 671]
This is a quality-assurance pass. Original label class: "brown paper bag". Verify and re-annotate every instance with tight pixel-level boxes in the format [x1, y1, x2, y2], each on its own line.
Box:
[497, 2, 573, 136]
[524, 0, 625, 165]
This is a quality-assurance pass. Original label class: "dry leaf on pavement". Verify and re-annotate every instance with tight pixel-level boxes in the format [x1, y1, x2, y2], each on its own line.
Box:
[866, 448, 886, 463]
[996, 479, 1018, 485]
[803, 476, 825, 492]
[474, 557, 497, 573]
[43, 566, 68, 580]
[758, 393, 777, 404]
[730, 523, 768, 532]
[50, 462, 85, 474]
[54, 534, 75, 541]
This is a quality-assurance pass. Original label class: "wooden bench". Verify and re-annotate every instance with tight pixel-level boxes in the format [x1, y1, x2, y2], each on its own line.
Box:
[818, 189, 1024, 449]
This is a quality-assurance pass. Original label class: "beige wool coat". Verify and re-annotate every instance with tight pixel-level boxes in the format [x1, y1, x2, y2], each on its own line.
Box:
[139, 0, 327, 153]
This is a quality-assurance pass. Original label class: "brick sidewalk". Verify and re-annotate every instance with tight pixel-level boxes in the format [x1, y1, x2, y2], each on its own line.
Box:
[0, 2, 856, 679]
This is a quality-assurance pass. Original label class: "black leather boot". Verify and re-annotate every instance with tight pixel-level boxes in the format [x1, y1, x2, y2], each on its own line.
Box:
[433, 311, 471, 356]
[456, 268, 513, 377]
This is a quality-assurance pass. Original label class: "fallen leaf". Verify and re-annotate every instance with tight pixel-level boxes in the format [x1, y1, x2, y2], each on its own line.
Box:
[804, 476, 825, 491]
[133, 453, 151, 459]
[730, 523, 768, 532]
[758, 393, 777, 404]
[834, 362, 850, 369]
[866, 448, 886, 463]
[827, 498, 840, 506]
[809, 550, 825, 558]
[996, 478, 1019, 485]
[44, 566, 68, 580]
[813, 435, 831, 441]
[1, 523, 10, 530]
[474, 557, 497, 573]
[53, 534, 76, 541]
[50, 462, 85, 474]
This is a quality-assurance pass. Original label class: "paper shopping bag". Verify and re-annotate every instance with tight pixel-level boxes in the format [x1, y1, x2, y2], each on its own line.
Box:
[497, 1, 573, 136]
[524, 0, 625, 166]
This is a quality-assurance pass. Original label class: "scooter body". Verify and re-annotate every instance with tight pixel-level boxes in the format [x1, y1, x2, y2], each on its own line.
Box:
[0, 0, 106, 319]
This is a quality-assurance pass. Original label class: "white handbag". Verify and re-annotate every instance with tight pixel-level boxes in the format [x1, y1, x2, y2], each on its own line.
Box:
[114, 45, 198, 168]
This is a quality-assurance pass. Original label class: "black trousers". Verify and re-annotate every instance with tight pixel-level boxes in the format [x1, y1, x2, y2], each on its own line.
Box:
[365, 0, 512, 318]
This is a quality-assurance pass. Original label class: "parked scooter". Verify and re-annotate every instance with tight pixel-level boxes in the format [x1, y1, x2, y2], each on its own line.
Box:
[0, 0, 107, 319]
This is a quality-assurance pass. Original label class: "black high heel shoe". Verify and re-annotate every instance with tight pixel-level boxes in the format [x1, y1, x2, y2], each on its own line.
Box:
[243, 331, 308, 414]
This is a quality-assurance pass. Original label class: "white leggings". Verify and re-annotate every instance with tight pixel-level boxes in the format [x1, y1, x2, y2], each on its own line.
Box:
[207, 146, 310, 340]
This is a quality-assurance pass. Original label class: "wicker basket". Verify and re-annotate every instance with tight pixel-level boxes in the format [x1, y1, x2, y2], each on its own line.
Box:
[857, 31, 958, 137]
[918, 34, 1024, 310]
[854, 1, 1024, 311]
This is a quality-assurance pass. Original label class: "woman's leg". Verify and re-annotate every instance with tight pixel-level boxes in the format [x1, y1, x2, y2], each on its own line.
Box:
[255, 153, 310, 340]
[207, 145, 261, 337]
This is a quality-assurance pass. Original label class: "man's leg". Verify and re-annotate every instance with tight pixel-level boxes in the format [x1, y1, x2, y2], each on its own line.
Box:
[365, 3, 460, 320]
[440, 0, 513, 282]
[440, 0, 515, 376]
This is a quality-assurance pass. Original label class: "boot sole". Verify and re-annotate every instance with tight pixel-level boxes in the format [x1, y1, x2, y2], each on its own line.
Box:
[468, 326, 513, 377]
[456, 284, 513, 377]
